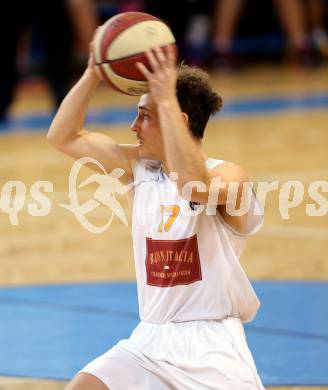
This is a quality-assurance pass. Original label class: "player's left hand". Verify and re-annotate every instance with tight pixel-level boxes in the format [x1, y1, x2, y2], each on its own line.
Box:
[136, 45, 177, 104]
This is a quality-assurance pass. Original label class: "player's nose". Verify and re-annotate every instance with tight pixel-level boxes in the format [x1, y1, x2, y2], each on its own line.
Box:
[130, 116, 136, 129]
[130, 118, 141, 134]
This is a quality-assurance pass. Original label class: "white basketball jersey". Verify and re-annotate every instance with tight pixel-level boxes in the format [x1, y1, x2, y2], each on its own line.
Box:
[132, 158, 263, 324]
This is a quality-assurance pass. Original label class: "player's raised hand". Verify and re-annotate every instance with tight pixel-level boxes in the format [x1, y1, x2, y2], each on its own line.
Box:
[136, 45, 177, 104]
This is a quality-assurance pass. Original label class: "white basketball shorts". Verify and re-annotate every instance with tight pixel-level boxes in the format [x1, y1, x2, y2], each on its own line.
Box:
[80, 317, 265, 389]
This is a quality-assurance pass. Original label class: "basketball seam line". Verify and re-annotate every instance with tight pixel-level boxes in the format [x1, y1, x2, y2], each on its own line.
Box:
[95, 43, 175, 65]
[95, 63, 148, 82]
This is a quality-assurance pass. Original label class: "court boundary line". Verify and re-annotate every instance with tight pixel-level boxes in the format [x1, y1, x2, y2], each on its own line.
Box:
[2, 91, 328, 133]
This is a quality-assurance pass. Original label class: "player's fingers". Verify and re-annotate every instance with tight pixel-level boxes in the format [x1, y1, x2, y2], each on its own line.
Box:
[136, 62, 152, 80]
[88, 45, 95, 67]
[89, 41, 96, 59]
[167, 45, 176, 67]
[89, 52, 95, 67]
[145, 49, 160, 72]
[153, 46, 167, 66]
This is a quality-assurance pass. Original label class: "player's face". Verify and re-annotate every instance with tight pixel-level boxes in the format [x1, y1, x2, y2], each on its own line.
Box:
[131, 94, 164, 160]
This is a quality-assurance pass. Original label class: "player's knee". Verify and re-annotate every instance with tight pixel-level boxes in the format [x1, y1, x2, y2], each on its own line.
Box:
[64, 372, 108, 390]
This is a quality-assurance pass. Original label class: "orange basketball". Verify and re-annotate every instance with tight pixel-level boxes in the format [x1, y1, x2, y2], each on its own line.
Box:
[93, 12, 177, 95]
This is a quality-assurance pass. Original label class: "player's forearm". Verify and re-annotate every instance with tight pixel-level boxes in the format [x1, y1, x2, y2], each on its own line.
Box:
[158, 98, 209, 188]
[47, 69, 99, 147]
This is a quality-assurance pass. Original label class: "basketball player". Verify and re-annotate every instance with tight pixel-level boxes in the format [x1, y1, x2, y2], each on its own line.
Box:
[47, 43, 265, 389]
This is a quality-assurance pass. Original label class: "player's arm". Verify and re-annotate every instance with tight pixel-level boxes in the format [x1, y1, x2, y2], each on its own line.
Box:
[47, 49, 138, 184]
[159, 96, 248, 232]
[160, 103, 248, 232]
[158, 98, 248, 232]
[137, 46, 248, 232]
[137, 46, 247, 200]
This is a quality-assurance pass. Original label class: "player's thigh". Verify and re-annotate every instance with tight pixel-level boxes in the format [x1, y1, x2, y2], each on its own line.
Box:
[79, 345, 173, 389]
[64, 372, 108, 390]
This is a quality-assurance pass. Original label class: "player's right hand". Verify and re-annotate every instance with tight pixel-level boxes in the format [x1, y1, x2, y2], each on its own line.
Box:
[86, 30, 101, 81]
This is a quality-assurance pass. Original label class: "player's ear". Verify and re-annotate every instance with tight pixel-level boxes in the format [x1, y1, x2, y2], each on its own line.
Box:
[181, 112, 189, 126]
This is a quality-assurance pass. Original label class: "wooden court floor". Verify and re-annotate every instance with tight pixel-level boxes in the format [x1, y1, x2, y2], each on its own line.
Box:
[0, 66, 327, 389]
[0, 377, 324, 390]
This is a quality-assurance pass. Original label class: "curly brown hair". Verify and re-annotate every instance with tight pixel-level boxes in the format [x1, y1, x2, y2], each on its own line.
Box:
[176, 64, 223, 139]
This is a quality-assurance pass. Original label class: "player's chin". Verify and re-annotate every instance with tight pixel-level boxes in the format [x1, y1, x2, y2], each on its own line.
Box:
[138, 144, 152, 159]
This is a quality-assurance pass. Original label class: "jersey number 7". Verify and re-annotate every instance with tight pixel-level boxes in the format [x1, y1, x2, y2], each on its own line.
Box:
[158, 205, 180, 232]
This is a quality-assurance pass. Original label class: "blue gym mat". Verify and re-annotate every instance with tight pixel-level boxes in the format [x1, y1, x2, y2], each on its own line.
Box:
[0, 281, 327, 386]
